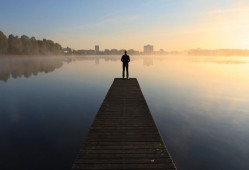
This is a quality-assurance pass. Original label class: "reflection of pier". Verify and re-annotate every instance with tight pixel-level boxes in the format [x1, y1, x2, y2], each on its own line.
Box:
[0, 57, 64, 82]
[72, 78, 176, 169]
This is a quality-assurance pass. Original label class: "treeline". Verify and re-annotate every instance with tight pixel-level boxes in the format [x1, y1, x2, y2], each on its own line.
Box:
[0, 31, 63, 55]
[188, 49, 249, 56]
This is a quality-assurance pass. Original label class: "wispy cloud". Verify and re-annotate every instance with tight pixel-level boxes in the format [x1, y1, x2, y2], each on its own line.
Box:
[51, 1, 249, 50]
[67, 15, 140, 34]
[209, 7, 249, 15]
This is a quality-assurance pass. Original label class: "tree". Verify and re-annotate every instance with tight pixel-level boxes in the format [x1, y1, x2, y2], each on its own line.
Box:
[0, 31, 64, 55]
[21, 35, 32, 54]
[37, 40, 46, 55]
[45, 39, 54, 54]
[54, 43, 62, 54]
[0, 31, 8, 54]
[30, 36, 39, 54]
[8, 34, 22, 54]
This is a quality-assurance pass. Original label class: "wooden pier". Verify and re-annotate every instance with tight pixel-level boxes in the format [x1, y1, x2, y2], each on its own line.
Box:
[72, 78, 176, 170]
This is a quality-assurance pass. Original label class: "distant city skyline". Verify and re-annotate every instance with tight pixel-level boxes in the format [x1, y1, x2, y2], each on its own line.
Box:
[67, 44, 158, 55]
[1, 0, 249, 51]
[76, 44, 156, 53]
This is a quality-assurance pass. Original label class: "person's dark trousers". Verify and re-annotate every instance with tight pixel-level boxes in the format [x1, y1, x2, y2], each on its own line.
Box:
[122, 63, 129, 79]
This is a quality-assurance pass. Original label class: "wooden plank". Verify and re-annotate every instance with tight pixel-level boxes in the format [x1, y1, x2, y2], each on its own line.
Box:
[72, 78, 176, 170]
[79, 148, 168, 154]
[73, 164, 175, 170]
[74, 158, 171, 164]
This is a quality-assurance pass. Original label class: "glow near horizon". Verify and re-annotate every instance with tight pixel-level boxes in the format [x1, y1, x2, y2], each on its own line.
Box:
[1, 0, 249, 51]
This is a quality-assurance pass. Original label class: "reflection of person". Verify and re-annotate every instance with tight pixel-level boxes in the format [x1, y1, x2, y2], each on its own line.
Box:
[121, 50, 130, 79]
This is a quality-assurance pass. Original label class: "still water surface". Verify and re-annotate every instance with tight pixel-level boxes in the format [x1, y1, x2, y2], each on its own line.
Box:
[0, 55, 249, 170]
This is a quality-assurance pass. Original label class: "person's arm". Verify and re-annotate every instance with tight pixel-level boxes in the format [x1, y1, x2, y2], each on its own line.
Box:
[121, 56, 123, 62]
[128, 56, 130, 62]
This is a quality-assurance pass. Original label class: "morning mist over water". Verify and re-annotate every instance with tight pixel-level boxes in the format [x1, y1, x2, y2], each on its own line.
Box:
[0, 55, 249, 169]
[1, 0, 249, 169]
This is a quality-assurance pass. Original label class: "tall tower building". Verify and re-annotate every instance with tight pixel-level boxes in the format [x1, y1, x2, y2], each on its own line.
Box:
[144, 45, 154, 54]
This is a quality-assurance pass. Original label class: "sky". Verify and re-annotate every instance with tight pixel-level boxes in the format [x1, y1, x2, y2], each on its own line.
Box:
[1, 0, 249, 51]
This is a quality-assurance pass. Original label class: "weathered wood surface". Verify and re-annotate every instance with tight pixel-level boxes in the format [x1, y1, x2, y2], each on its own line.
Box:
[72, 78, 176, 170]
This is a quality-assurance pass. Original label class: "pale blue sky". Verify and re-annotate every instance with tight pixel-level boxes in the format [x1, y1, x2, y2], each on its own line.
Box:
[1, 0, 249, 50]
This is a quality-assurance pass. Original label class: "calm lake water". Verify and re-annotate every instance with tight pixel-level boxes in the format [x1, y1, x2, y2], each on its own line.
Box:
[0, 55, 249, 170]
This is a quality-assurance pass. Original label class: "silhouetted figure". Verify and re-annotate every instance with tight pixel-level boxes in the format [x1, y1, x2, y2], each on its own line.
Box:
[121, 50, 130, 79]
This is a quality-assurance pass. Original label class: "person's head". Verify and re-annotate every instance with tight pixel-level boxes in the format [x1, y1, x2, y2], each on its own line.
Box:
[124, 50, 127, 54]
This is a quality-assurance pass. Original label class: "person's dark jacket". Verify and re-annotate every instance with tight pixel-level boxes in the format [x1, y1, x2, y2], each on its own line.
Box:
[121, 54, 130, 64]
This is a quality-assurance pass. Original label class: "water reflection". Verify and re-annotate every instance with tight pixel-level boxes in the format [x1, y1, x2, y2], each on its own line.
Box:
[1, 55, 249, 170]
[187, 56, 249, 64]
[64, 55, 169, 67]
[136, 55, 249, 169]
[143, 57, 153, 66]
[0, 56, 64, 82]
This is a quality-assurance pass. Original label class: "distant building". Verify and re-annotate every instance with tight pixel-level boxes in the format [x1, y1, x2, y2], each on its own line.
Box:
[95, 45, 99, 54]
[144, 45, 154, 54]
[62, 47, 72, 54]
[77, 49, 95, 55]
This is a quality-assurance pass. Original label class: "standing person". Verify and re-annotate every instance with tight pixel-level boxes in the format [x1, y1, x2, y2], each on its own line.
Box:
[121, 50, 130, 79]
